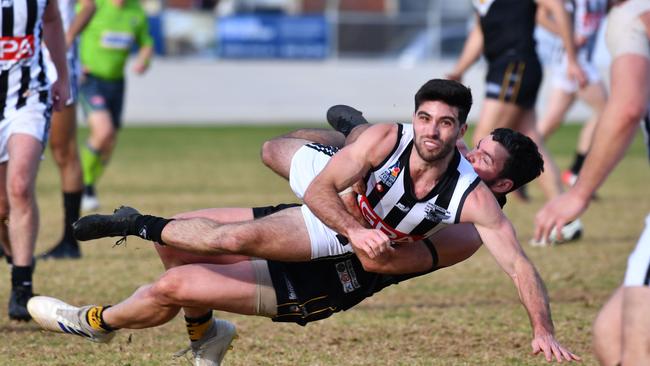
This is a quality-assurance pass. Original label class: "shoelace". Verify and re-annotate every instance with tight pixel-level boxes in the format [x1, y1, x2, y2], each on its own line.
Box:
[113, 236, 128, 247]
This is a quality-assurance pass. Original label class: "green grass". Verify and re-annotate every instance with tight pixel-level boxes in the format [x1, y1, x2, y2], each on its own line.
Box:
[1, 124, 648, 365]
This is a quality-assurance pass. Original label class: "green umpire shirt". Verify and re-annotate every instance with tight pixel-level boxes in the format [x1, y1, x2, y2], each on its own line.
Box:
[79, 0, 153, 81]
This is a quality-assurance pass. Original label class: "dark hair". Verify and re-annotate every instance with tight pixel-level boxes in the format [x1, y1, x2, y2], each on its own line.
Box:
[490, 128, 544, 191]
[414, 79, 473, 124]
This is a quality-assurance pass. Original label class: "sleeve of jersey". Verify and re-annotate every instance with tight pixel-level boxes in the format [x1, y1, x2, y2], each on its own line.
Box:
[136, 10, 154, 47]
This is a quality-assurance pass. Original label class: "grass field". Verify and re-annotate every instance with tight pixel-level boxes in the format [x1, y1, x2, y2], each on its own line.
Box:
[0, 124, 648, 365]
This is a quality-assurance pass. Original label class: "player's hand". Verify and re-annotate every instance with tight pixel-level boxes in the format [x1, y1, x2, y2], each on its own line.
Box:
[534, 191, 589, 244]
[574, 35, 587, 48]
[531, 334, 581, 362]
[445, 71, 463, 82]
[340, 192, 368, 228]
[348, 228, 393, 259]
[567, 60, 587, 88]
[132, 60, 149, 75]
[50, 79, 70, 111]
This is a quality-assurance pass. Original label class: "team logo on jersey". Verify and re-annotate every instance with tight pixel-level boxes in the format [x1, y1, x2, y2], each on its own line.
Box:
[358, 195, 423, 243]
[0, 36, 35, 62]
[378, 161, 402, 188]
[100, 31, 134, 50]
[335, 260, 360, 294]
[424, 202, 451, 222]
[395, 202, 410, 212]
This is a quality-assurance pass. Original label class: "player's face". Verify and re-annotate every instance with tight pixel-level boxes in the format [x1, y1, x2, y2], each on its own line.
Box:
[412, 101, 462, 163]
[466, 136, 509, 186]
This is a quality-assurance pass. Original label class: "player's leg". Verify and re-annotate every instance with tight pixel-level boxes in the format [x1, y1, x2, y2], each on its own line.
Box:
[278, 128, 345, 147]
[29, 259, 270, 363]
[40, 103, 84, 259]
[6, 133, 44, 320]
[104, 261, 262, 328]
[566, 81, 607, 183]
[592, 286, 623, 365]
[0, 164, 10, 260]
[261, 137, 315, 180]
[472, 58, 538, 145]
[518, 109, 564, 200]
[621, 286, 650, 364]
[154, 207, 256, 269]
[618, 216, 650, 364]
[159, 206, 313, 261]
[472, 99, 524, 146]
[74, 205, 315, 261]
[79, 76, 121, 211]
[537, 88, 576, 139]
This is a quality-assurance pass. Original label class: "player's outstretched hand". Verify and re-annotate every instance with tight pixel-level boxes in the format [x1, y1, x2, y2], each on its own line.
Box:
[348, 228, 393, 259]
[531, 334, 581, 362]
[534, 191, 588, 244]
[50, 79, 70, 111]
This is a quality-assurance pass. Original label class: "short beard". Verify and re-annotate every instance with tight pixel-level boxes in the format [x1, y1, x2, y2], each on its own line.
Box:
[414, 139, 455, 163]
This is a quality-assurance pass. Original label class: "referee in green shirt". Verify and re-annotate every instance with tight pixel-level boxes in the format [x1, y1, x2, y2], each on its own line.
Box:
[78, 0, 153, 211]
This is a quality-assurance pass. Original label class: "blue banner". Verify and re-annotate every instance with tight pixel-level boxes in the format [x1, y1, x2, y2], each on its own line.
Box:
[217, 15, 328, 59]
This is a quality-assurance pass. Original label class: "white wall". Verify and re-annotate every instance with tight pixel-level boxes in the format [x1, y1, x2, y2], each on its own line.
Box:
[122, 58, 607, 125]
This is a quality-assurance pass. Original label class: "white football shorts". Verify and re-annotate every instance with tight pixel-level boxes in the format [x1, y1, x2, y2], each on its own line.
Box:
[623, 214, 650, 287]
[606, 0, 650, 60]
[551, 50, 602, 93]
[0, 103, 50, 163]
[289, 143, 354, 259]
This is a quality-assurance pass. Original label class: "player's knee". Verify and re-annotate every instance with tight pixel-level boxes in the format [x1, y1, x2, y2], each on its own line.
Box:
[97, 132, 116, 151]
[154, 244, 185, 267]
[150, 269, 187, 305]
[7, 176, 34, 204]
[50, 141, 77, 166]
[260, 139, 279, 169]
[620, 102, 646, 125]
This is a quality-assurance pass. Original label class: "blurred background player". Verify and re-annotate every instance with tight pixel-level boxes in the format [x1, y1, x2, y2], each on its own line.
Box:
[39, 0, 96, 259]
[78, 0, 153, 211]
[536, 0, 608, 187]
[446, 0, 587, 244]
[0, 0, 69, 319]
[534, 0, 650, 364]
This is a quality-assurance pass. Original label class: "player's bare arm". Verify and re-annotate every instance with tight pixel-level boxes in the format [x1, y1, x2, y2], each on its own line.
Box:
[66, 0, 96, 48]
[303, 123, 398, 258]
[535, 49, 649, 242]
[537, 0, 587, 86]
[133, 45, 153, 74]
[447, 15, 483, 81]
[461, 183, 581, 363]
[42, 0, 70, 110]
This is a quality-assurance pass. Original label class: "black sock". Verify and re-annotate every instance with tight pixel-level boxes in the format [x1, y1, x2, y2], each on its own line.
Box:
[84, 185, 95, 196]
[11, 265, 32, 290]
[133, 215, 173, 244]
[5, 255, 11, 265]
[62, 191, 82, 245]
[185, 312, 213, 342]
[570, 153, 586, 175]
